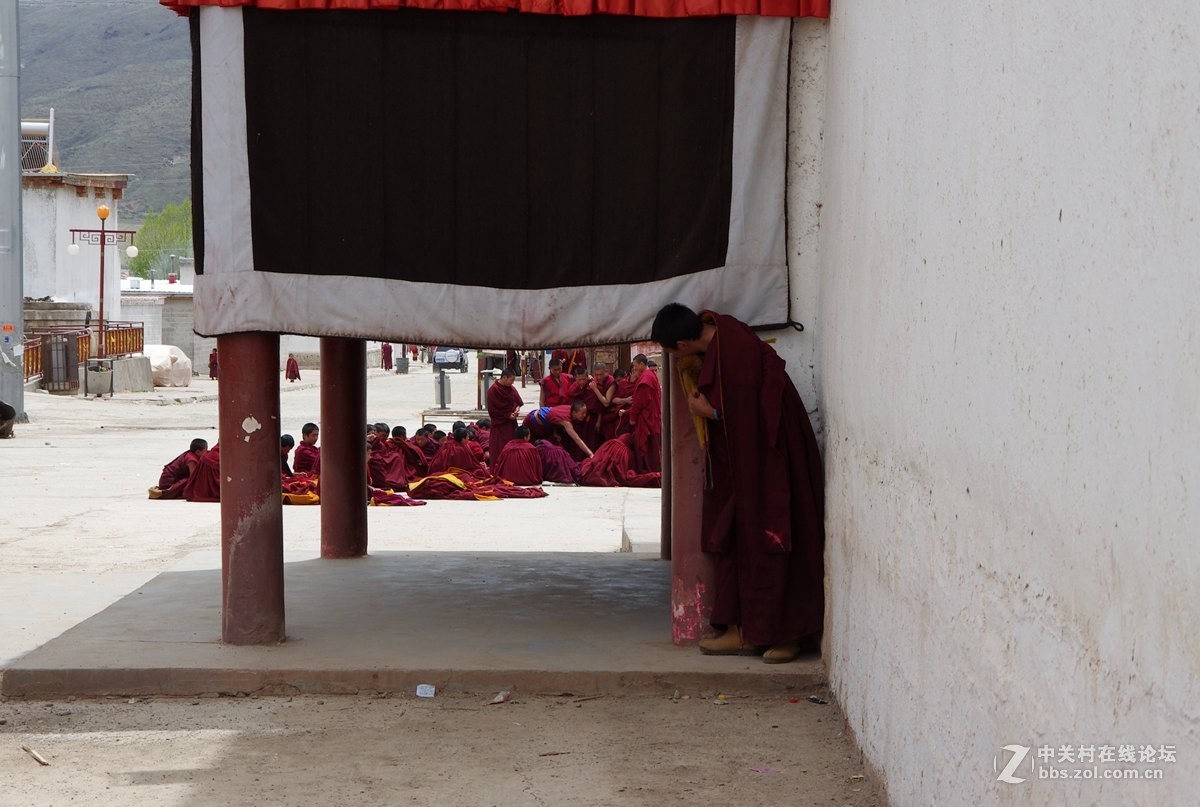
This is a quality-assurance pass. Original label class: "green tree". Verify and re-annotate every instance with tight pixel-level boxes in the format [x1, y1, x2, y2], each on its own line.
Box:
[127, 200, 193, 279]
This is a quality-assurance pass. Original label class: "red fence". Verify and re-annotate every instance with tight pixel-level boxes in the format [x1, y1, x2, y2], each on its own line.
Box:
[22, 322, 144, 382]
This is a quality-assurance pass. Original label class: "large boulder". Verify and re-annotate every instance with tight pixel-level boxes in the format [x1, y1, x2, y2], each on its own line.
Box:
[144, 345, 193, 387]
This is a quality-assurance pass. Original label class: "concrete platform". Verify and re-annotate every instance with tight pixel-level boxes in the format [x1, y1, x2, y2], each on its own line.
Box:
[1, 551, 823, 699]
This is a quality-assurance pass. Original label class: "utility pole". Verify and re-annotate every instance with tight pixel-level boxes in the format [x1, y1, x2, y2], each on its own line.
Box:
[0, 0, 26, 423]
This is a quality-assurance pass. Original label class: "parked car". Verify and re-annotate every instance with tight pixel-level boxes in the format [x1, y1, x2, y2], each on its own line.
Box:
[433, 347, 468, 373]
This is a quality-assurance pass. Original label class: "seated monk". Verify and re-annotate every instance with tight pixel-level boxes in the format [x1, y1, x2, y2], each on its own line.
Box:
[391, 426, 428, 480]
[492, 426, 543, 485]
[293, 422, 321, 474]
[368, 435, 410, 491]
[150, 438, 209, 499]
[183, 443, 222, 502]
[536, 439, 581, 484]
[429, 427, 486, 474]
[0, 399, 15, 438]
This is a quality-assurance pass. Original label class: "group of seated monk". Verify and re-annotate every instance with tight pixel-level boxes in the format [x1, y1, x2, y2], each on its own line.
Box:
[152, 403, 659, 503]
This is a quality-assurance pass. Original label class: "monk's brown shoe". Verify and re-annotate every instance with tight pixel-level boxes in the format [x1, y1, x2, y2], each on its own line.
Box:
[698, 626, 761, 656]
[761, 640, 802, 664]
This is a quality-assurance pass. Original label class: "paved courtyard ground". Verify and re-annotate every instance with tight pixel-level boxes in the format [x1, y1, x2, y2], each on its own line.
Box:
[0, 357, 884, 805]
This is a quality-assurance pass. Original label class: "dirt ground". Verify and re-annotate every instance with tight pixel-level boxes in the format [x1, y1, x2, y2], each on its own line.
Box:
[0, 687, 882, 806]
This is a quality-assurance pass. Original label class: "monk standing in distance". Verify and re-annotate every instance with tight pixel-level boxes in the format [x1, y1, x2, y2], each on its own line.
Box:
[285, 353, 302, 382]
[651, 303, 825, 664]
[486, 367, 524, 462]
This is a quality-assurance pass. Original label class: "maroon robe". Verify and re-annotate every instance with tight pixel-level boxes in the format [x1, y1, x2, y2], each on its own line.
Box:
[567, 376, 602, 451]
[696, 311, 825, 647]
[579, 434, 661, 488]
[183, 445, 222, 502]
[429, 439, 484, 474]
[393, 438, 428, 481]
[535, 440, 580, 484]
[592, 374, 619, 442]
[285, 356, 301, 381]
[486, 380, 524, 463]
[381, 343, 393, 370]
[492, 439, 544, 485]
[540, 372, 570, 406]
[158, 450, 196, 490]
[368, 445, 410, 490]
[208, 351, 219, 380]
[294, 441, 321, 474]
[613, 378, 637, 435]
[629, 368, 662, 472]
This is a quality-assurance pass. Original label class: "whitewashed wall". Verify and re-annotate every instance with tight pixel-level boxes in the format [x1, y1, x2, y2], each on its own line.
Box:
[810, 2, 1199, 805]
[22, 183, 126, 321]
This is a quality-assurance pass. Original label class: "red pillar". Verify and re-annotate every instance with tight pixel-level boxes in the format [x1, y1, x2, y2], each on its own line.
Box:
[660, 352, 673, 561]
[219, 331, 285, 645]
[668, 358, 714, 645]
[320, 337, 368, 558]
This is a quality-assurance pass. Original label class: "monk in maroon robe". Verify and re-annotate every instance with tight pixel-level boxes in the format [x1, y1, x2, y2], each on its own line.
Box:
[535, 439, 581, 484]
[368, 438, 410, 490]
[579, 434, 661, 488]
[539, 360, 571, 407]
[390, 427, 428, 481]
[611, 368, 636, 435]
[486, 367, 524, 462]
[152, 438, 209, 499]
[589, 363, 619, 443]
[285, 353, 301, 382]
[429, 428, 486, 474]
[380, 343, 393, 371]
[183, 443, 222, 502]
[627, 354, 662, 473]
[293, 422, 321, 474]
[208, 349, 219, 380]
[521, 401, 593, 460]
[652, 303, 825, 664]
[492, 427, 543, 485]
[567, 367, 602, 452]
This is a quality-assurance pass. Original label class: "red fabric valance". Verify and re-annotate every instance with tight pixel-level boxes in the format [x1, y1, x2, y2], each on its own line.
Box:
[161, 0, 828, 19]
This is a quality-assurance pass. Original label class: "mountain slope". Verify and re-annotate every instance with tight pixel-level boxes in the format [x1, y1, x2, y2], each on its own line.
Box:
[18, 0, 192, 219]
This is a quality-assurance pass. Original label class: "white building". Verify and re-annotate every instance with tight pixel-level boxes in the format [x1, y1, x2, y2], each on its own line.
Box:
[780, 5, 1199, 805]
[22, 169, 132, 324]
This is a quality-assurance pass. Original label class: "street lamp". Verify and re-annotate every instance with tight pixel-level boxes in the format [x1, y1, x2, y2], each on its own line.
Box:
[68, 204, 137, 358]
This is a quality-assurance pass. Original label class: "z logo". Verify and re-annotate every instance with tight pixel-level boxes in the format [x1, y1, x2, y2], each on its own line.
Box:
[995, 744, 1031, 784]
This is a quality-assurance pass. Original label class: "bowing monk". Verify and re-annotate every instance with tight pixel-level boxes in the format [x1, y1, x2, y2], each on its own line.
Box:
[429, 427, 486, 474]
[651, 302, 825, 664]
[492, 426, 543, 485]
[150, 438, 209, 499]
[627, 354, 662, 473]
[183, 443, 222, 502]
[539, 359, 571, 407]
[522, 400, 594, 460]
[293, 422, 321, 474]
[486, 367, 524, 462]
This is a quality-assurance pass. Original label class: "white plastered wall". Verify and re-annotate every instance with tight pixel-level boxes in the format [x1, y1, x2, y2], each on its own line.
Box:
[810, 2, 1200, 805]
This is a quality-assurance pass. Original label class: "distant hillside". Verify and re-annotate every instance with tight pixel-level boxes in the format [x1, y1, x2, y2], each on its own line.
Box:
[19, 0, 192, 220]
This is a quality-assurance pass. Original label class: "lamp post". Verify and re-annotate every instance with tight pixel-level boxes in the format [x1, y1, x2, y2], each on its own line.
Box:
[68, 204, 137, 358]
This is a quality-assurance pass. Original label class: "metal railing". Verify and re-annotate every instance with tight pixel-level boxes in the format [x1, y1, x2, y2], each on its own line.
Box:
[21, 322, 143, 382]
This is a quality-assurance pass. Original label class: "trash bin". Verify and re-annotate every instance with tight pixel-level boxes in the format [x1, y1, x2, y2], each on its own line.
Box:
[86, 365, 113, 396]
[481, 369, 500, 399]
[434, 370, 451, 408]
[395, 357, 410, 374]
